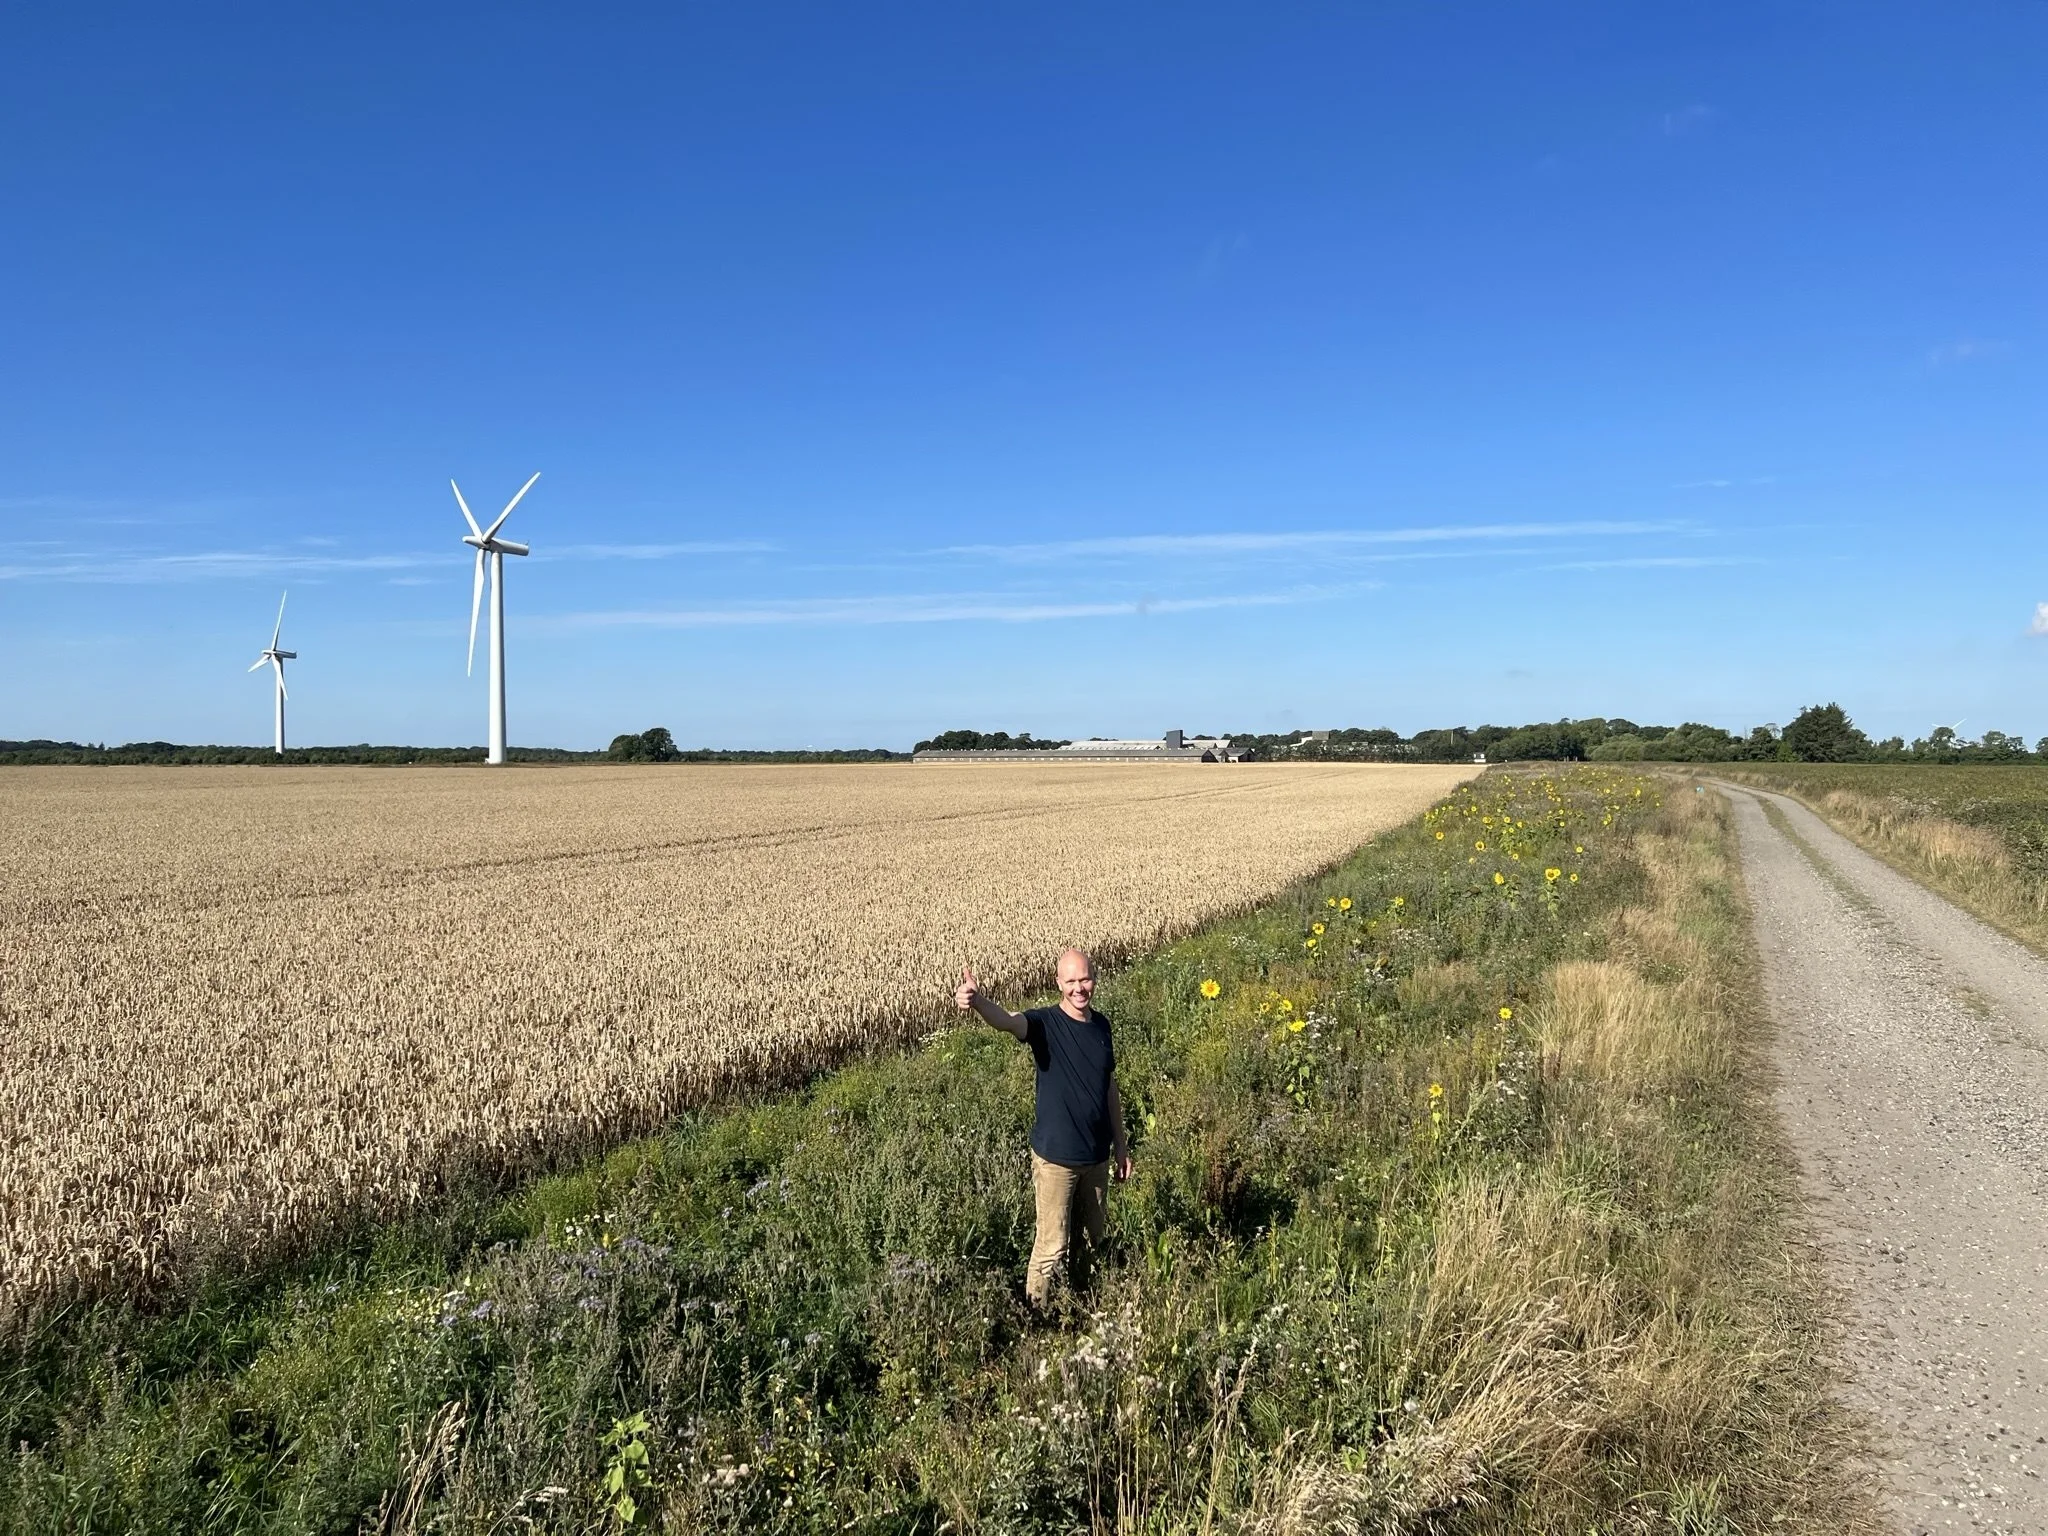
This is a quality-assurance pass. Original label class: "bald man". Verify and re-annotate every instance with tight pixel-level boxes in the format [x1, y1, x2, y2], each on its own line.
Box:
[956, 948, 1132, 1308]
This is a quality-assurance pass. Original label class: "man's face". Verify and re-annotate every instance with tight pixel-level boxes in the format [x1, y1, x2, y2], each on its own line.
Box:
[1057, 953, 1095, 1014]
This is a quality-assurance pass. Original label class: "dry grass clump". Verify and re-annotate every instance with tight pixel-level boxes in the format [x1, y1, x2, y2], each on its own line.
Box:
[0, 762, 1467, 1318]
[1817, 787, 2011, 875]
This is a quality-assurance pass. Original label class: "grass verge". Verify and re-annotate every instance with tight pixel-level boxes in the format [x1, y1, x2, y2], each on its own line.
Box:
[0, 769, 1868, 1533]
[1720, 764, 2048, 957]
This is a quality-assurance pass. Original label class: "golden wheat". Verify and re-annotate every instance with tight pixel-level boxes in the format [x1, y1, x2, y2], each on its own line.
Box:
[0, 761, 1467, 1314]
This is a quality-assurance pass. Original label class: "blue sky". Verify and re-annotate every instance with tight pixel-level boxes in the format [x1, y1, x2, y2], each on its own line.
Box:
[3, 4, 2044, 750]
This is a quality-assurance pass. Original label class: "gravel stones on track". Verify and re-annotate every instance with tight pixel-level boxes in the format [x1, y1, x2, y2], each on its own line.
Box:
[1725, 783, 2048, 1535]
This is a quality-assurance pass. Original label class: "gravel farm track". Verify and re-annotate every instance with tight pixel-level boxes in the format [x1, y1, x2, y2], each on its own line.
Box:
[1722, 782, 2048, 1536]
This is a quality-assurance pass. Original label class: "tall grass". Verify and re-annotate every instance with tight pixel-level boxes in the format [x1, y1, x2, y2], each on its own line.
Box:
[0, 771, 1870, 1533]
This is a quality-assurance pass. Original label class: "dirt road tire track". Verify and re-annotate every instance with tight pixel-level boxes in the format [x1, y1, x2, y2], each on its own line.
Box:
[1721, 782, 2048, 1533]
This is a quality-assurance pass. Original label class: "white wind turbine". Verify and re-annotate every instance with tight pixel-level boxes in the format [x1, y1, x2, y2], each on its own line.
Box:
[454, 472, 538, 766]
[246, 591, 296, 755]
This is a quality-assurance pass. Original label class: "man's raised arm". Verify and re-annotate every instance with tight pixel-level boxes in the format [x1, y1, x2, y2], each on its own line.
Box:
[955, 965, 1027, 1040]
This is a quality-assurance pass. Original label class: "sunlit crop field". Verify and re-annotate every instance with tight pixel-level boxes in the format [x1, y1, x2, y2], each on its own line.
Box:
[0, 762, 1468, 1314]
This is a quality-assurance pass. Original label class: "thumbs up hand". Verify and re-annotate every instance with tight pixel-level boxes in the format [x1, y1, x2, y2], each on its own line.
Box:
[955, 966, 979, 1012]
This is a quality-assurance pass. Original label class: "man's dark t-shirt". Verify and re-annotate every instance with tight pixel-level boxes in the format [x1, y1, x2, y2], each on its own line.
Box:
[1022, 1005, 1116, 1167]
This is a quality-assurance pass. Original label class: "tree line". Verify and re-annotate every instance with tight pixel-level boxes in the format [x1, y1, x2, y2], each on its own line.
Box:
[1226, 704, 2043, 764]
[605, 727, 900, 764]
[0, 735, 905, 767]
[908, 729, 1069, 754]
[0, 740, 586, 766]
[8, 705, 2035, 768]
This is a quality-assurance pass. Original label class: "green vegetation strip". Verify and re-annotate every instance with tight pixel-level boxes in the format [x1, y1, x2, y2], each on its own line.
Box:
[0, 770, 1859, 1533]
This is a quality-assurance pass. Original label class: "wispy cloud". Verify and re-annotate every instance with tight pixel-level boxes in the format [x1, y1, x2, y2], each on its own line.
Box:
[1672, 476, 1776, 490]
[0, 539, 775, 582]
[941, 521, 1686, 563]
[545, 541, 776, 561]
[1542, 556, 1758, 572]
[1928, 337, 2009, 368]
[0, 493, 258, 523]
[534, 583, 1372, 632]
[1192, 232, 1250, 286]
[0, 549, 443, 583]
[1661, 103, 1716, 136]
[2028, 602, 2048, 637]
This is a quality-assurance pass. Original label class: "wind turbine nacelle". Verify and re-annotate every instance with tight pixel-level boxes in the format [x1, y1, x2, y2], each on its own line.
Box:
[493, 539, 530, 557]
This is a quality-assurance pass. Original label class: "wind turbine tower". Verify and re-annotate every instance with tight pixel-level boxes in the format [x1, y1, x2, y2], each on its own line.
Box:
[454, 472, 538, 766]
[246, 592, 296, 755]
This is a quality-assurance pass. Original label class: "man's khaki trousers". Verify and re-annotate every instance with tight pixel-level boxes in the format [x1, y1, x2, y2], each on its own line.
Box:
[1027, 1151, 1108, 1307]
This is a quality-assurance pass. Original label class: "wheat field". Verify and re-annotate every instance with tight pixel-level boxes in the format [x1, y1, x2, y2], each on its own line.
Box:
[0, 762, 1468, 1315]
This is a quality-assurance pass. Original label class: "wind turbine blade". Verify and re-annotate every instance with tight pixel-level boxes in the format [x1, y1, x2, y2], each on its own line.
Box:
[273, 658, 288, 702]
[451, 480, 483, 540]
[248, 656, 269, 673]
[467, 547, 486, 675]
[271, 591, 287, 649]
[482, 471, 540, 541]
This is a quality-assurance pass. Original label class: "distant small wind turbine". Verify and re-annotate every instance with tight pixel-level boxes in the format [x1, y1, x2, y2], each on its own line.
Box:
[246, 591, 296, 755]
[454, 472, 538, 766]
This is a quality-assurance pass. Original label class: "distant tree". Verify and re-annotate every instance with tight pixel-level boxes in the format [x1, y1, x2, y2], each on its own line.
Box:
[1491, 721, 1589, 761]
[1782, 703, 1871, 763]
[912, 729, 1066, 753]
[607, 728, 680, 762]
[1911, 725, 1962, 761]
[1409, 727, 1475, 762]
[1587, 734, 1647, 761]
[1978, 730, 2028, 761]
[1737, 725, 1782, 761]
[1645, 722, 1740, 762]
